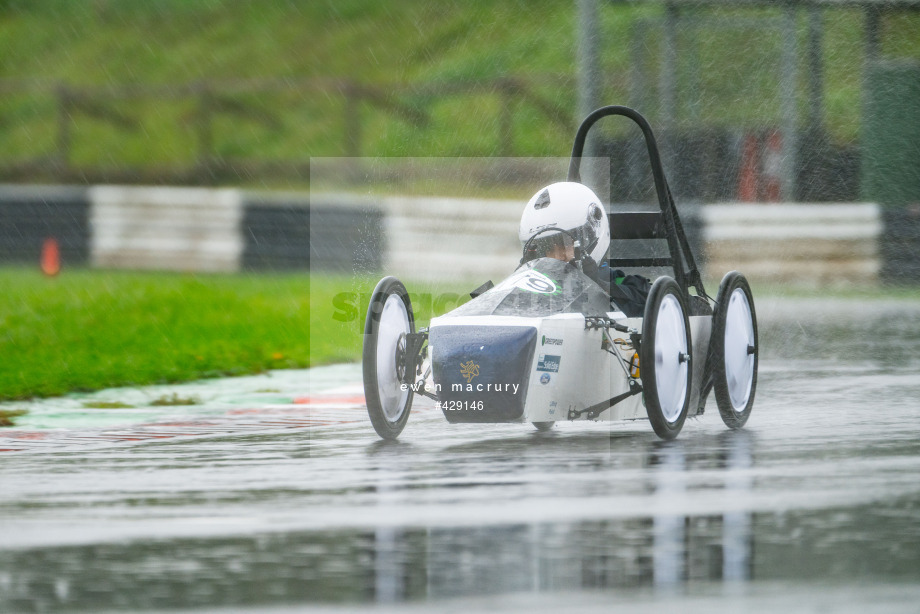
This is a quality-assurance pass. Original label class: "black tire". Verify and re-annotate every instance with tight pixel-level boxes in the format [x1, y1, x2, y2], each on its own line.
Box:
[532, 421, 555, 431]
[362, 277, 415, 440]
[640, 277, 693, 440]
[711, 271, 758, 429]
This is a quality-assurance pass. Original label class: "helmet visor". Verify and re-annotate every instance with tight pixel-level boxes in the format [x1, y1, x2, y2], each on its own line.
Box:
[575, 204, 603, 256]
[523, 231, 574, 262]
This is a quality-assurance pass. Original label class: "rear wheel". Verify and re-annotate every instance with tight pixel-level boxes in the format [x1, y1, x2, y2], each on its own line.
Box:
[711, 271, 758, 429]
[362, 277, 415, 440]
[640, 277, 692, 440]
[532, 421, 555, 431]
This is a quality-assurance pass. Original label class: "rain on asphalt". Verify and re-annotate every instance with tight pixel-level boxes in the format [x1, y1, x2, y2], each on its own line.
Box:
[1, 297, 920, 613]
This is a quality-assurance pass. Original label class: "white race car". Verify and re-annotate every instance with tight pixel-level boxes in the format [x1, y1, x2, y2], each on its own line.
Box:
[362, 106, 758, 441]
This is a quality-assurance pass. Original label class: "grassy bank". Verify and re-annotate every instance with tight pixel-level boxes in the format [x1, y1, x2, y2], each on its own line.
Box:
[1, 1, 918, 174]
[0, 267, 315, 400]
[0, 267, 471, 401]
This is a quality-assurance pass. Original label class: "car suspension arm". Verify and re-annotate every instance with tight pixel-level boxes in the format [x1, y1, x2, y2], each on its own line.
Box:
[402, 330, 438, 401]
[567, 379, 643, 421]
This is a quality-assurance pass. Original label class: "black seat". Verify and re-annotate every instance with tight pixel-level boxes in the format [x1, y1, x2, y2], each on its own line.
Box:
[606, 211, 674, 269]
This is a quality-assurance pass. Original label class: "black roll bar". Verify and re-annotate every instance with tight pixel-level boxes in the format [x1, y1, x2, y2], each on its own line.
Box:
[567, 105, 707, 300]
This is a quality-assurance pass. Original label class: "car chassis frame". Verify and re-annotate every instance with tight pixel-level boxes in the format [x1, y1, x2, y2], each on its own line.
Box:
[362, 106, 759, 440]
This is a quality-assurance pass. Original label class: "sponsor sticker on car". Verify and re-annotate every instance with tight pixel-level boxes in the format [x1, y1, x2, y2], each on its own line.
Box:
[491, 269, 560, 295]
[537, 354, 561, 373]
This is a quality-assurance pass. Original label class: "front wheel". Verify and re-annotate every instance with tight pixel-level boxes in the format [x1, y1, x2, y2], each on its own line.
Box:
[640, 277, 692, 440]
[711, 271, 758, 429]
[532, 421, 555, 432]
[362, 277, 415, 440]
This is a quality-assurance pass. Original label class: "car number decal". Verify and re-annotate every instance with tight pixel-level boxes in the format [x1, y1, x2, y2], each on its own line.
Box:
[492, 269, 560, 295]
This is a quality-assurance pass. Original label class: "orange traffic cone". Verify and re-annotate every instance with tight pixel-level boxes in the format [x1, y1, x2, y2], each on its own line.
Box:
[41, 237, 61, 276]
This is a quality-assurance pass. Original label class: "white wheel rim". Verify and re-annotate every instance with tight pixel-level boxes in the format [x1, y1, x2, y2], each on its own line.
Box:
[654, 294, 689, 423]
[376, 294, 411, 422]
[724, 288, 755, 411]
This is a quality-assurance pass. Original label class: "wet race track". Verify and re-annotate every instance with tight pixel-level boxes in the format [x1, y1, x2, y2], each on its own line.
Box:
[2, 297, 920, 613]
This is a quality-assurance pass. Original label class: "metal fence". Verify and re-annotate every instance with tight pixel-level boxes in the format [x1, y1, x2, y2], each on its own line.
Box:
[0, 76, 575, 186]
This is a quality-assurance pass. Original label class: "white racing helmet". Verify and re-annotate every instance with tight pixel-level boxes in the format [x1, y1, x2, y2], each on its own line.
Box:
[518, 182, 610, 266]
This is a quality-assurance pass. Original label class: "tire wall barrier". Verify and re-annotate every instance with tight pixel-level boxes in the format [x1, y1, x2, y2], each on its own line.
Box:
[90, 186, 244, 273]
[704, 203, 880, 286]
[307, 194, 384, 274]
[880, 207, 920, 284]
[0, 185, 90, 266]
[379, 195, 521, 282]
[0, 185, 382, 273]
[241, 200, 309, 271]
[0, 185, 884, 287]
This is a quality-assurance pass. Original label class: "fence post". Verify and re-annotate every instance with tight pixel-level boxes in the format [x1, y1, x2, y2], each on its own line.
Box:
[659, 3, 679, 183]
[780, 4, 799, 201]
[577, 0, 601, 159]
[55, 84, 72, 170]
[498, 79, 516, 157]
[344, 82, 362, 158]
[196, 83, 214, 183]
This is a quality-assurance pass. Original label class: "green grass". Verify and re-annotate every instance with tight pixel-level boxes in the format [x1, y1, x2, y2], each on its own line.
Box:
[0, 267, 312, 400]
[81, 401, 133, 409]
[745, 282, 920, 302]
[0, 409, 28, 426]
[0, 0, 917, 173]
[0, 267, 472, 401]
[149, 393, 200, 407]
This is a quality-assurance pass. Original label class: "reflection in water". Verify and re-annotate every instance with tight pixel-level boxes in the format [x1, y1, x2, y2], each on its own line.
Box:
[722, 432, 753, 583]
[374, 527, 402, 602]
[3, 426, 920, 611]
[374, 433, 756, 600]
[652, 441, 687, 590]
[0, 433, 757, 611]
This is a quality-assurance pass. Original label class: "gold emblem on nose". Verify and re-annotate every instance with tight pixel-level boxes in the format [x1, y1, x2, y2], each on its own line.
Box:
[460, 360, 480, 383]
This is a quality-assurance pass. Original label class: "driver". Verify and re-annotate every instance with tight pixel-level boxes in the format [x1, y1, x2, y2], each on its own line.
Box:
[519, 182, 650, 317]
